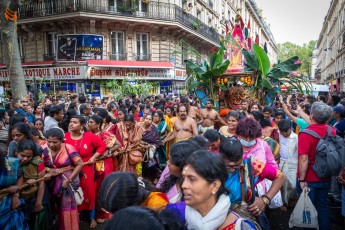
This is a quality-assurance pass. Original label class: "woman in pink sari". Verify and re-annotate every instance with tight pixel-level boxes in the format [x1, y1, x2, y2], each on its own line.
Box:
[42, 128, 83, 230]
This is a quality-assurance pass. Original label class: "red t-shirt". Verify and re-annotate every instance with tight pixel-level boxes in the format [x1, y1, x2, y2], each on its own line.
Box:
[298, 124, 336, 182]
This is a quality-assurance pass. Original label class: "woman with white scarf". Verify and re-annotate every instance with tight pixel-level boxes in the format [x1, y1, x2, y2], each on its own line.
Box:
[166, 150, 257, 230]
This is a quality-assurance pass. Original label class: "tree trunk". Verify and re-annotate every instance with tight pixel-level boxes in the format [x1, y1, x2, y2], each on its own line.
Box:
[0, 0, 28, 100]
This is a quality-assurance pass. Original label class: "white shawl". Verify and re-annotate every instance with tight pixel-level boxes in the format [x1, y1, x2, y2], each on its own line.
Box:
[186, 194, 231, 230]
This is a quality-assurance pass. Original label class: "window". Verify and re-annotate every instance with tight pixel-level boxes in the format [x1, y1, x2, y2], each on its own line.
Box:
[342, 32, 345, 46]
[208, 17, 212, 27]
[18, 36, 24, 62]
[108, 0, 117, 12]
[111, 32, 125, 60]
[136, 33, 149, 60]
[197, 10, 201, 21]
[208, 0, 214, 9]
[181, 45, 187, 66]
[228, 10, 231, 20]
[45, 32, 57, 61]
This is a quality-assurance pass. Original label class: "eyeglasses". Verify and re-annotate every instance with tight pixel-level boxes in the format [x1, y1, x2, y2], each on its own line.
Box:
[225, 160, 242, 170]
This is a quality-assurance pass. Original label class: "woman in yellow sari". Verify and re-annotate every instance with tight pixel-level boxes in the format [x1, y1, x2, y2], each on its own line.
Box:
[164, 106, 177, 158]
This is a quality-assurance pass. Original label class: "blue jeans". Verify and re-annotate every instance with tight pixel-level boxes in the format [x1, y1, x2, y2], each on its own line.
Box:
[297, 181, 331, 230]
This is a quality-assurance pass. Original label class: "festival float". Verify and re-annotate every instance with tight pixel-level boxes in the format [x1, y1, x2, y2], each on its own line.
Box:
[186, 12, 310, 117]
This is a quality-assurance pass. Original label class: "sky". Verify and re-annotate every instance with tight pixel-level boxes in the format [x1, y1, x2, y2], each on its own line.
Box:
[256, 0, 332, 45]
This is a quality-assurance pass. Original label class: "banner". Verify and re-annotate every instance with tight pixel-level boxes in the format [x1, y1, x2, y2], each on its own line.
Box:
[87, 67, 175, 80]
[0, 66, 86, 81]
[57, 34, 103, 61]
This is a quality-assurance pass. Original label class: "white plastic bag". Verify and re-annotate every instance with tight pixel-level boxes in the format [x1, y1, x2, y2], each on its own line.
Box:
[289, 187, 318, 229]
[257, 179, 283, 209]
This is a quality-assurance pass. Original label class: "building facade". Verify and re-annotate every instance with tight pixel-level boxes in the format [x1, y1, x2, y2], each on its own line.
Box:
[315, 0, 345, 92]
[0, 0, 277, 98]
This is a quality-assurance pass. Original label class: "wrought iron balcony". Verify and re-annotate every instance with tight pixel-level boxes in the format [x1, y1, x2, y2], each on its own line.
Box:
[18, 0, 219, 44]
[133, 53, 151, 61]
[43, 53, 56, 61]
[108, 52, 127, 61]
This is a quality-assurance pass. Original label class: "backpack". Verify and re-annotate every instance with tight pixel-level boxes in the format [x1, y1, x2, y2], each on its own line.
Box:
[301, 125, 345, 178]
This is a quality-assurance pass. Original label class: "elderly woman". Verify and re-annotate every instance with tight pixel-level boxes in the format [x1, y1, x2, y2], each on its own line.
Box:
[157, 141, 199, 203]
[118, 114, 144, 173]
[220, 138, 286, 229]
[42, 128, 83, 230]
[167, 151, 257, 230]
[219, 111, 245, 138]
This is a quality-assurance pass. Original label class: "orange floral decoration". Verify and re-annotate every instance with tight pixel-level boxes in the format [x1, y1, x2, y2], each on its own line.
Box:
[5, 7, 17, 21]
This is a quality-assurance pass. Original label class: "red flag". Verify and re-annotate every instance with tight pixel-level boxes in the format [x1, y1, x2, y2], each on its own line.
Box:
[255, 34, 259, 44]
[211, 47, 215, 53]
[247, 19, 251, 30]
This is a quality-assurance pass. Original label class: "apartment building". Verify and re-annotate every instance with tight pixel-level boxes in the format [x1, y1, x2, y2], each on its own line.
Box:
[315, 0, 345, 92]
[0, 0, 277, 97]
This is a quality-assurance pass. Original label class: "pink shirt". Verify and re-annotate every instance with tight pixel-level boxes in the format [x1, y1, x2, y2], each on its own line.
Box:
[243, 138, 278, 169]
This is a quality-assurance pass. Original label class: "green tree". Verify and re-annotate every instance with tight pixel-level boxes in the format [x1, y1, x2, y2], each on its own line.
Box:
[278, 40, 316, 77]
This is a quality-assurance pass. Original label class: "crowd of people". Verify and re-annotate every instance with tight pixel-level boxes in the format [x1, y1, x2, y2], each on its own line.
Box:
[0, 92, 344, 230]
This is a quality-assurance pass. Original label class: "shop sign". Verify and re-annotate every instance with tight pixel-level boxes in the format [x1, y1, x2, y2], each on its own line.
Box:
[57, 34, 103, 61]
[0, 66, 86, 81]
[175, 69, 187, 80]
[88, 67, 174, 80]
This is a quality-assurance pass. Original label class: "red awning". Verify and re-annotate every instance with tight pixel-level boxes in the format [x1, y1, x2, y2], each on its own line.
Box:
[0, 61, 54, 68]
[22, 61, 54, 67]
[87, 60, 173, 69]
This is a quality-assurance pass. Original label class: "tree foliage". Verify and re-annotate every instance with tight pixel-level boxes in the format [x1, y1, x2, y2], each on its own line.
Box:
[278, 40, 316, 77]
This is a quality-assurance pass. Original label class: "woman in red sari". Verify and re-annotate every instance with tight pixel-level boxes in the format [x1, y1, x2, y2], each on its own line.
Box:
[64, 115, 106, 228]
[42, 128, 83, 230]
[87, 115, 121, 223]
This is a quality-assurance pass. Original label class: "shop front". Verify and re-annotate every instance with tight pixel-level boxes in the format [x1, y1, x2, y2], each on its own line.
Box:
[0, 63, 87, 98]
[86, 60, 182, 97]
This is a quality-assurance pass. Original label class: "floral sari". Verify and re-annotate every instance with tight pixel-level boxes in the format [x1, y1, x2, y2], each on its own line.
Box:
[42, 143, 81, 230]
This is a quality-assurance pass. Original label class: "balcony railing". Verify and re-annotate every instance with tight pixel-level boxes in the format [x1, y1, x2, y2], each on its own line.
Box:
[43, 53, 56, 61]
[19, 0, 219, 44]
[108, 52, 127, 61]
[133, 53, 151, 61]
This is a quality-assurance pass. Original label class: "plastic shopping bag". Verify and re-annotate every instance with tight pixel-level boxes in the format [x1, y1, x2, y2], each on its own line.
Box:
[289, 187, 318, 229]
[257, 179, 283, 209]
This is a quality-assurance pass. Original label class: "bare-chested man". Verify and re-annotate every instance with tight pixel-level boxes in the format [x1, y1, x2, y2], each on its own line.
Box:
[180, 97, 203, 124]
[163, 105, 198, 143]
[199, 99, 227, 134]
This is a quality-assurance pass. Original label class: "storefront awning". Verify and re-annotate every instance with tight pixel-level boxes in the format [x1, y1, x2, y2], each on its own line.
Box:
[87, 60, 173, 69]
[0, 61, 54, 68]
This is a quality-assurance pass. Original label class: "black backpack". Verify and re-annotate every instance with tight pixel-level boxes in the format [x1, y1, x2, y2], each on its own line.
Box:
[301, 126, 345, 178]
